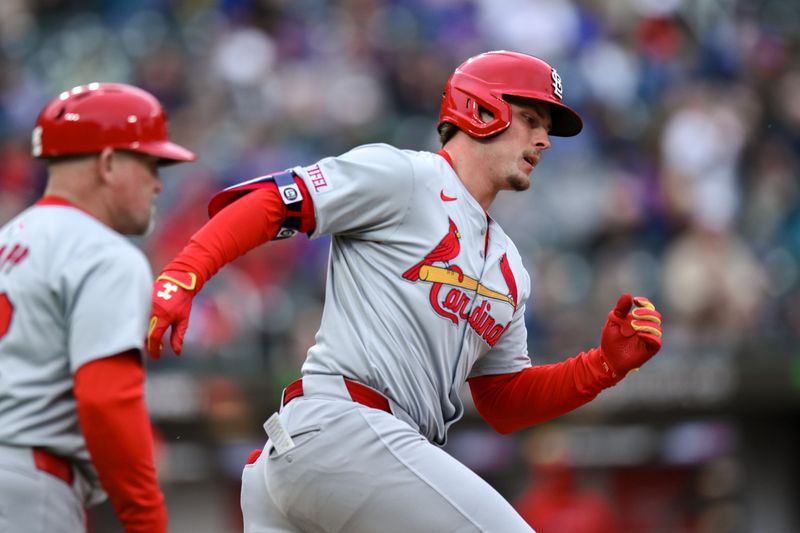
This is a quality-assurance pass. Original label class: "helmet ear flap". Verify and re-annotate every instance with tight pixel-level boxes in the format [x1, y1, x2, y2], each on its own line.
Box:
[442, 73, 512, 138]
[470, 93, 511, 134]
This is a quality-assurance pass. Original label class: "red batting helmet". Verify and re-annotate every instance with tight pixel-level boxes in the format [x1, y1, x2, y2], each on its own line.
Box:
[438, 51, 583, 138]
[32, 82, 196, 164]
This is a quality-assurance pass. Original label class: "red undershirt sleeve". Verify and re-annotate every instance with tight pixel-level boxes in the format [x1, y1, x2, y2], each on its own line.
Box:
[467, 347, 619, 434]
[74, 350, 167, 533]
[165, 179, 316, 289]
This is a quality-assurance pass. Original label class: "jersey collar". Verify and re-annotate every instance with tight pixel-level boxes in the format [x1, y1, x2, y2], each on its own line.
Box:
[36, 196, 78, 208]
[36, 195, 96, 219]
[437, 148, 493, 220]
[437, 149, 454, 169]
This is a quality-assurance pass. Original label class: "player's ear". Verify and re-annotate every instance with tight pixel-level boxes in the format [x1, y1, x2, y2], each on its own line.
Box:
[478, 106, 494, 124]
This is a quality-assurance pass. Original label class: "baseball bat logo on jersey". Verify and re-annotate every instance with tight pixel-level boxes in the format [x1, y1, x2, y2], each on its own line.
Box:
[402, 218, 518, 347]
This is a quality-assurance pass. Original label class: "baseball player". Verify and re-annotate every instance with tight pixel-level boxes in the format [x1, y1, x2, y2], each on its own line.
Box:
[0, 83, 195, 532]
[148, 51, 663, 532]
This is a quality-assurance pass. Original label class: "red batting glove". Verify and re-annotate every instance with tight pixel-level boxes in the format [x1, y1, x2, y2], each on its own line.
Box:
[147, 270, 199, 359]
[598, 294, 663, 380]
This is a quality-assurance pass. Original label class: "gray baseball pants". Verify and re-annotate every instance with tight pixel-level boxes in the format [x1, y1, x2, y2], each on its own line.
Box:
[240, 375, 533, 533]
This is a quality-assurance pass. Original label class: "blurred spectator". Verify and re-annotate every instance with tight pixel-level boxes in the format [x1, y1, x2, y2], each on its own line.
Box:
[661, 225, 768, 346]
[515, 426, 619, 533]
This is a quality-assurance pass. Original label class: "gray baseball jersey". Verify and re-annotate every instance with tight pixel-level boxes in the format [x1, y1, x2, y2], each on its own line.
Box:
[0, 199, 153, 500]
[292, 143, 532, 445]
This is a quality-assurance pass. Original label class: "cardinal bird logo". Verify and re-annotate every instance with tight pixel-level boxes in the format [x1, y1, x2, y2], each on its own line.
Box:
[403, 218, 461, 281]
[402, 218, 518, 346]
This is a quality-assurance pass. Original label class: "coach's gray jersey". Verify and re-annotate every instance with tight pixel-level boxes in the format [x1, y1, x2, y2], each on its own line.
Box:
[293, 143, 532, 445]
[0, 202, 152, 484]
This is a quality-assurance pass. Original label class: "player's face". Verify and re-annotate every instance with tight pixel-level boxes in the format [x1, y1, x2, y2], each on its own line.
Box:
[109, 151, 163, 235]
[483, 100, 552, 192]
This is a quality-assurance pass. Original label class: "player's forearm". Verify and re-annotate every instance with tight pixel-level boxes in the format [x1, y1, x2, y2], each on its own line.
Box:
[166, 187, 287, 287]
[468, 348, 617, 434]
[74, 351, 168, 533]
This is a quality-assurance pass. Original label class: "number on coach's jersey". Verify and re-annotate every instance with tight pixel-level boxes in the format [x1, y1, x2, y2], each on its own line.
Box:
[0, 293, 12, 340]
[0, 243, 30, 273]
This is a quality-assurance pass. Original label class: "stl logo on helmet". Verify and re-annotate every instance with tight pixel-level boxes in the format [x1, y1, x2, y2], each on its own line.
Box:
[551, 68, 563, 100]
[402, 219, 517, 347]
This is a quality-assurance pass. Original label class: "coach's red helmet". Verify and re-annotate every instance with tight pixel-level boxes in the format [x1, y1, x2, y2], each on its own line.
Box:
[32, 82, 196, 164]
[439, 51, 583, 138]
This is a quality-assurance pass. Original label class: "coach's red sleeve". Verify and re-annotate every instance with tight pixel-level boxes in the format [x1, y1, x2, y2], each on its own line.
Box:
[166, 179, 315, 288]
[468, 348, 617, 434]
[74, 351, 167, 533]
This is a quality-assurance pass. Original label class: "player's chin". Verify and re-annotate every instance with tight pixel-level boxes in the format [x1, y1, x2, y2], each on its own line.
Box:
[506, 173, 531, 192]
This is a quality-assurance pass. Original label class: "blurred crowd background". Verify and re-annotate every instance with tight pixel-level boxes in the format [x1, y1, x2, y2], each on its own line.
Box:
[1, 0, 799, 531]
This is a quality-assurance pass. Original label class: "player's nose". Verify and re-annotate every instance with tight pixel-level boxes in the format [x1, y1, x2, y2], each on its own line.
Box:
[533, 130, 551, 151]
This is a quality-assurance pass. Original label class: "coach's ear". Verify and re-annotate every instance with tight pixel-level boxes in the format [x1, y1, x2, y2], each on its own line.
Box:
[96, 147, 116, 185]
